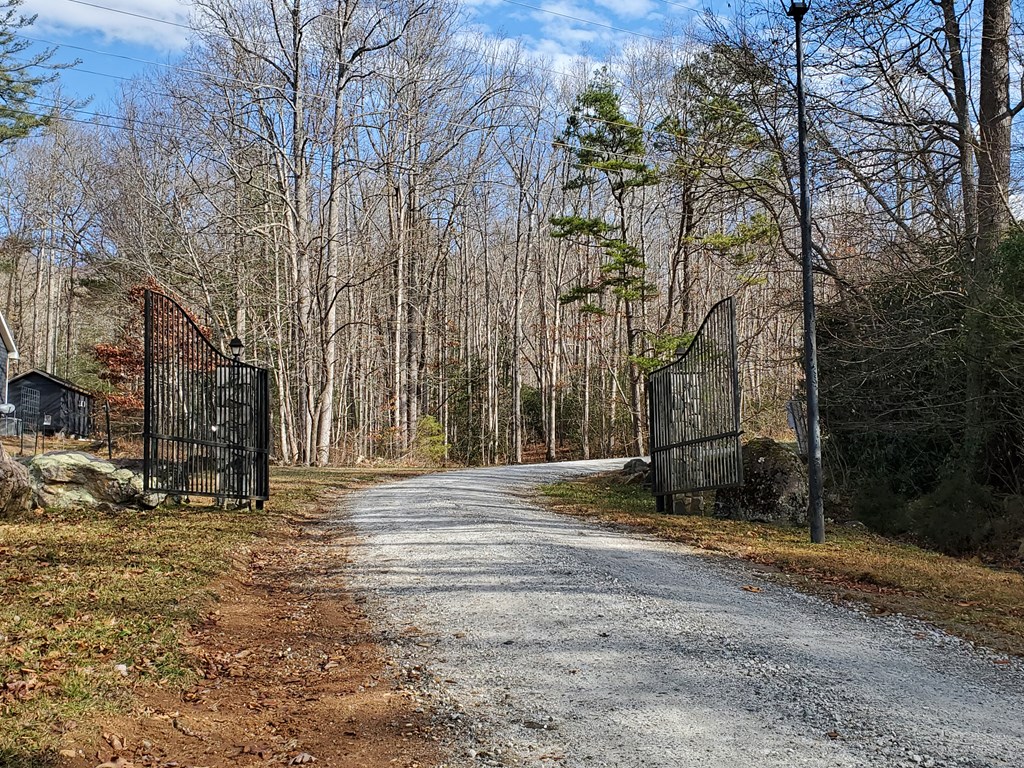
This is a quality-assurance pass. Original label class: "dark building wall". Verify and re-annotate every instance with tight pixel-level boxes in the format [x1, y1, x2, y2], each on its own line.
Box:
[9, 373, 93, 436]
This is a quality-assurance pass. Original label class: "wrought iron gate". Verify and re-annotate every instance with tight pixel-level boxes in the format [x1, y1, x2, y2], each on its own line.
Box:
[143, 290, 270, 503]
[648, 297, 743, 497]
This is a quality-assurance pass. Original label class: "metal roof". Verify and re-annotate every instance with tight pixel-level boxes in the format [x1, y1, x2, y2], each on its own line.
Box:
[9, 369, 93, 398]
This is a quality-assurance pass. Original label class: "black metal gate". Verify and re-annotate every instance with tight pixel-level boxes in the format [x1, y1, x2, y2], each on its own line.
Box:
[143, 290, 270, 503]
[648, 297, 743, 497]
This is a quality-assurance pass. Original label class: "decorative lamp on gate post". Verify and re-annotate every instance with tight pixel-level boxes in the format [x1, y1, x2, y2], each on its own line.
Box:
[786, 0, 826, 544]
[229, 336, 244, 362]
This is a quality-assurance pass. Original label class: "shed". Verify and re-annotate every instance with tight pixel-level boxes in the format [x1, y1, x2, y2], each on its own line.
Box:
[0, 310, 19, 403]
[8, 370, 93, 437]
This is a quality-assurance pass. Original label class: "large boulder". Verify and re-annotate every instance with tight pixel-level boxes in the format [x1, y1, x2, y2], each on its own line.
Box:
[715, 438, 807, 524]
[28, 451, 164, 511]
[0, 445, 32, 517]
[621, 458, 651, 486]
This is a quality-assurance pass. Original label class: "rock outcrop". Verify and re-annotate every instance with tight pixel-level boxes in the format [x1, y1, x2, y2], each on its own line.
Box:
[621, 458, 651, 486]
[28, 451, 164, 511]
[0, 445, 33, 517]
[715, 438, 807, 524]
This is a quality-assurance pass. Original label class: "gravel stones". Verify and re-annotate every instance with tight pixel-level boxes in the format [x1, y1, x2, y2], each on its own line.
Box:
[343, 460, 1024, 767]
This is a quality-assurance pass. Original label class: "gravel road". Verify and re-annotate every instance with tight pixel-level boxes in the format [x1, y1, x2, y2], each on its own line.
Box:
[341, 460, 1024, 768]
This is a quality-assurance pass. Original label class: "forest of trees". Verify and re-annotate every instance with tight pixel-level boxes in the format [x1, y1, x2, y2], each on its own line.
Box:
[0, 0, 1022, 550]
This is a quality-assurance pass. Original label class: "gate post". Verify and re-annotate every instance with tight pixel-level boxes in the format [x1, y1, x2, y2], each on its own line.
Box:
[143, 289, 152, 493]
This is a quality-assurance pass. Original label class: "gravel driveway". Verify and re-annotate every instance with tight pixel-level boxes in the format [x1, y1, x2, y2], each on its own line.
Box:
[342, 460, 1024, 768]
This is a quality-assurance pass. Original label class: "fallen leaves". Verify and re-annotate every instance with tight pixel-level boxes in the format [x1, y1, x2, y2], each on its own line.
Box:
[289, 752, 316, 764]
[741, 585, 763, 593]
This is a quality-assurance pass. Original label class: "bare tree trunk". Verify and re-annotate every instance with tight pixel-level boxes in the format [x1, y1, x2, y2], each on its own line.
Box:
[976, 0, 1013, 270]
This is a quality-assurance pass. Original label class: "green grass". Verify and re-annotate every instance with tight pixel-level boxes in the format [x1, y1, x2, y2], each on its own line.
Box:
[541, 474, 1024, 656]
[0, 503, 269, 764]
[0, 464, 433, 766]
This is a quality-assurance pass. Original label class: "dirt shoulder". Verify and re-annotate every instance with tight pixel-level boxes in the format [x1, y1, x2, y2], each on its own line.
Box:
[81, 508, 440, 768]
[2, 466, 445, 768]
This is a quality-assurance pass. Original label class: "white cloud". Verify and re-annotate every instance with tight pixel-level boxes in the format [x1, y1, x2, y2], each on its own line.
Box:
[23, 0, 192, 51]
[589, 0, 656, 20]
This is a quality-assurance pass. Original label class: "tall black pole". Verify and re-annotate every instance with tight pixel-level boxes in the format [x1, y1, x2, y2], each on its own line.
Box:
[788, 0, 825, 543]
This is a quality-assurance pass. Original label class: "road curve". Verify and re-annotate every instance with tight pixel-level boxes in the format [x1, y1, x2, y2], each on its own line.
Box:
[341, 460, 1023, 768]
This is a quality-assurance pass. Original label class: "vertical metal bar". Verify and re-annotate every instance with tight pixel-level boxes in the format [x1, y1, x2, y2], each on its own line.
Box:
[105, 400, 112, 460]
[648, 376, 665, 511]
[729, 298, 743, 485]
[143, 290, 152, 493]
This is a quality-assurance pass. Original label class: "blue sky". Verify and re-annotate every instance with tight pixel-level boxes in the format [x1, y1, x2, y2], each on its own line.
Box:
[20, 0, 706, 109]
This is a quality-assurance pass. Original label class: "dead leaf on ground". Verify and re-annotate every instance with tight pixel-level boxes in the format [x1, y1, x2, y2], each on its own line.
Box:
[741, 585, 762, 593]
[994, 658, 1011, 665]
[290, 752, 316, 764]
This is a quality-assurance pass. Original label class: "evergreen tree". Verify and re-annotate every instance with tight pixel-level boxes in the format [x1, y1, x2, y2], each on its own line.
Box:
[0, 0, 62, 146]
[552, 70, 658, 453]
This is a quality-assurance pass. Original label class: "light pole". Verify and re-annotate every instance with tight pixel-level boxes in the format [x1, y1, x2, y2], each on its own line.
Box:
[229, 336, 244, 362]
[787, 0, 825, 543]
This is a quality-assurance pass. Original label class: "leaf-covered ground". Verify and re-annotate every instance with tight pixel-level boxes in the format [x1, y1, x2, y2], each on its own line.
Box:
[0, 466, 437, 768]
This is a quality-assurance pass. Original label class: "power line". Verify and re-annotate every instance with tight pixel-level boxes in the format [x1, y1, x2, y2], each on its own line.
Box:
[20, 1, 767, 158]
[64, 0, 193, 30]
[55, 0, 592, 84]
[64, 0, 671, 45]
[11, 88, 766, 190]
[24, 31, 758, 154]
[43, 0, 748, 142]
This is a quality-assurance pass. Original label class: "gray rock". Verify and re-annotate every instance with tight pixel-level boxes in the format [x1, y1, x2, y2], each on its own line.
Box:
[28, 451, 165, 511]
[715, 438, 808, 524]
[622, 458, 650, 474]
[0, 445, 32, 517]
[622, 471, 648, 486]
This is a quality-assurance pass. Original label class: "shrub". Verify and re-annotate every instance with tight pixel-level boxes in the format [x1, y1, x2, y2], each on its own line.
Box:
[909, 474, 997, 556]
[412, 415, 447, 466]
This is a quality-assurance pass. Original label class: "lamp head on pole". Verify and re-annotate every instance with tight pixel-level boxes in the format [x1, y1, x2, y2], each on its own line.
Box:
[786, 0, 809, 18]
[229, 336, 244, 361]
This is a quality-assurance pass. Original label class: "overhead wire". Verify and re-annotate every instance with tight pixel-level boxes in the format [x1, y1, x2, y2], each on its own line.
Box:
[22, 29, 765, 156]
[12, 0, 779, 169]
[7, 85, 773, 192]
[494, 0, 661, 41]
[58, 0, 684, 84]
[48, 0, 764, 138]
[64, 0, 193, 30]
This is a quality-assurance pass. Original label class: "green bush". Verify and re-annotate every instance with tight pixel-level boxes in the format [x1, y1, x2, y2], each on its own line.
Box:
[851, 479, 912, 536]
[412, 415, 447, 466]
[909, 474, 996, 556]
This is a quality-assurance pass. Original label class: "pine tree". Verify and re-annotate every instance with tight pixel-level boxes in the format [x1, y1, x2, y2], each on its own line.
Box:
[0, 0, 63, 146]
[552, 69, 658, 454]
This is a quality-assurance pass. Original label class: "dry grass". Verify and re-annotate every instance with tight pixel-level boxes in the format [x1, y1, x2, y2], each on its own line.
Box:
[540, 473, 1024, 656]
[0, 464, 431, 767]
